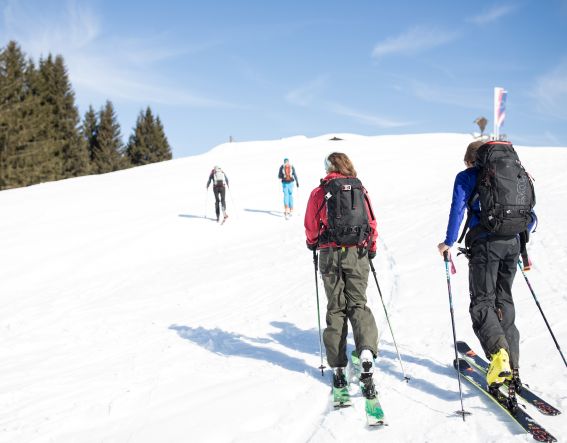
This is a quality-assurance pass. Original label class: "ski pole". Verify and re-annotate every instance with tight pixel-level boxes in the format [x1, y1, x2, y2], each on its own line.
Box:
[203, 187, 209, 219]
[369, 259, 410, 383]
[312, 249, 326, 376]
[517, 260, 567, 369]
[227, 186, 236, 219]
[443, 251, 470, 421]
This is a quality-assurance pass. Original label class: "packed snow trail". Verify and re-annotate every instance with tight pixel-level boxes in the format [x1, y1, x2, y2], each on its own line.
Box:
[0, 133, 566, 442]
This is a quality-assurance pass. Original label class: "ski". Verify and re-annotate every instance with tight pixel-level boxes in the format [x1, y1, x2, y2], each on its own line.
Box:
[351, 350, 386, 426]
[350, 350, 362, 379]
[332, 385, 352, 408]
[363, 395, 385, 427]
[455, 358, 557, 442]
[457, 341, 561, 416]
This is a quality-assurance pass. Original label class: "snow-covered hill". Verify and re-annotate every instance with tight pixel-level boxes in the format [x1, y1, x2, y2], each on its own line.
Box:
[1, 133, 566, 443]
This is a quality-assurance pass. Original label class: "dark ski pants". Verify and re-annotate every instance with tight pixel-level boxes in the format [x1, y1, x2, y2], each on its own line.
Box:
[319, 247, 378, 368]
[468, 236, 521, 368]
[213, 186, 226, 218]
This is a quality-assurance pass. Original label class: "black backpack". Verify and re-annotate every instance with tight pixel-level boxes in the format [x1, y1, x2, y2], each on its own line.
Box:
[317, 177, 374, 246]
[459, 141, 535, 243]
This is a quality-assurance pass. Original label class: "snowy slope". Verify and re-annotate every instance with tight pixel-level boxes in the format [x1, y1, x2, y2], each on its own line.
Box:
[1, 133, 566, 443]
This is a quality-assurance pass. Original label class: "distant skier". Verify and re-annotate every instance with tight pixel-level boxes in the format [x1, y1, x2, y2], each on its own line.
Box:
[206, 166, 229, 223]
[278, 158, 299, 219]
[305, 152, 379, 399]
[437, 140, 536, 392]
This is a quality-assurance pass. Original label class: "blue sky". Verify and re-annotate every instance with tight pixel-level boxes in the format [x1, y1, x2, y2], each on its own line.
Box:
[1, 0, 567, 157]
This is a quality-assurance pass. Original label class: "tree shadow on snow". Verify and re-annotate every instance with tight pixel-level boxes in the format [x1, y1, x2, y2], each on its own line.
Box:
[244, 208, 284, 218]
[178, 214, 217, 221]
[169, 323, 326, 382]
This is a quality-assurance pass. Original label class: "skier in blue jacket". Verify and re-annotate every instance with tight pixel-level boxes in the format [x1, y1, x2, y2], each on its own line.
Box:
[438, 140, 536, 390]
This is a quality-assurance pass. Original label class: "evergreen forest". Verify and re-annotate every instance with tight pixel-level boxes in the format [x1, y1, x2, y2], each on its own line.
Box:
[0, 41, 172, 190]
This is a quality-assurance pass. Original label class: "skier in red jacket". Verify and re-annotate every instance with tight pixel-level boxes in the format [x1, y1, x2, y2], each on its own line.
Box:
[304, 152, 379, 398]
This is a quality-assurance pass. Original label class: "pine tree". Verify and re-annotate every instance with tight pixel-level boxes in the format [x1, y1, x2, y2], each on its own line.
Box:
[2, 40, 173, 189]
[93, 100, 125, 173]
[35, 54, 89, 180]
[0, 41, 27, 188]
[153, 116, 172, 161]
[81, 105, 98, 163]
[126, 107, 172, 166]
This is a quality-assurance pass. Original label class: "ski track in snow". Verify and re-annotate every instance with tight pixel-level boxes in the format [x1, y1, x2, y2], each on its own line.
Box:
[1, 133, 566, 442]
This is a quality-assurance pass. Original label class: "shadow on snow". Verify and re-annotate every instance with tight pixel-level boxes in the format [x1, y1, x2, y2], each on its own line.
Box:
[169, 321, 465, 402]
[169, 321, 325, 381]
[178, 214, 217, 221]
[244, 208, 284, 218]
[376, 345, 476, 401]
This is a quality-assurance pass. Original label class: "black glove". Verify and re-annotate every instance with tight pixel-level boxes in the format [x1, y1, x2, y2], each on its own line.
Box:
[368, 251, 376, 260]
[306, 241, 317, 251]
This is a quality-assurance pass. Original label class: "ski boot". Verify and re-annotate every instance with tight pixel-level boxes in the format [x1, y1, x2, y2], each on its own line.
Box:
[332, 367, 351, 408]
[359, 350, 376, 399]
[487, 348, 512, 387]
[333, 367, 347, 388]
[508, 368, 523, 393]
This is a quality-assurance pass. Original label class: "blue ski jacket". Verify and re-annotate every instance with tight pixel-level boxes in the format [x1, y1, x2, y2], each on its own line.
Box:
[444, 168, 479, 247]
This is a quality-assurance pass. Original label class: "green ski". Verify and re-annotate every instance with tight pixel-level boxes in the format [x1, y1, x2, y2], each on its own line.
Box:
[351, 350, 386, 426]
[332, 385, 352, 408]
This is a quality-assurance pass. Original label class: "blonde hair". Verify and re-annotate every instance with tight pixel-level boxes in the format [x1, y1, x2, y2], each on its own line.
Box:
[325, 152, 357, 177]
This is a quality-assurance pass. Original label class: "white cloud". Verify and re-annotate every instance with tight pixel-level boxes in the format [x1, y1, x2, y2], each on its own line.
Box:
[372, 27, 458, 59]
[533, 62, 567, 120]
[0, 0, 232, 108]
[468, 5, 517, 25]
[327, 103, 414, 128]
[1, 0, 100, 55]
[408, 79, 487, 110]
[285, 76, 328, 107]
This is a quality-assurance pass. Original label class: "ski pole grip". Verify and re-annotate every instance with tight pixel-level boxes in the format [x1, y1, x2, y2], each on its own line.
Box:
[443, 250, 449, 262]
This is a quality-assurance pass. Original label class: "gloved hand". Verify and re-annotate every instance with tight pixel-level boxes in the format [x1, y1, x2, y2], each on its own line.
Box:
[306, 241, 317, 251]
[368, 251, 376, 260]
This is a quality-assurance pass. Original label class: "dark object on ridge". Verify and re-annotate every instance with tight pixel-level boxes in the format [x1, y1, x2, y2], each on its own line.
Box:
[330, 136, 343, 141]
[474, 117, 488, 135]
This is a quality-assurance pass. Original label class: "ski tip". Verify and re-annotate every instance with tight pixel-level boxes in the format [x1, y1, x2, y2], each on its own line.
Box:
[367, 418, 388, 427]
[453, 358, 472, 371]
[333, 402, 353, 409]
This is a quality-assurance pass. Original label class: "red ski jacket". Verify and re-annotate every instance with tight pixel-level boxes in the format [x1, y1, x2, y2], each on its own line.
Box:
[304, 172, 378, 252]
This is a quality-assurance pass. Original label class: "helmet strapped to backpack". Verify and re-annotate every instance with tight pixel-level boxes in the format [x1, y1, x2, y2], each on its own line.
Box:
[317, 177, 374, 246]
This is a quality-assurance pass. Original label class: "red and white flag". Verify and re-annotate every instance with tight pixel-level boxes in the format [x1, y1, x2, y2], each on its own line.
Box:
[494, 87, 508, 137]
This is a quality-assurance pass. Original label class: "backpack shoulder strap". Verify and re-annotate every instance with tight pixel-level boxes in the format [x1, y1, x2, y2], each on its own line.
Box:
[360, 186, 375, 221]
[315, 179, 331, 218]
[457, 190, 479, 244]
[519, 230, 530, 270]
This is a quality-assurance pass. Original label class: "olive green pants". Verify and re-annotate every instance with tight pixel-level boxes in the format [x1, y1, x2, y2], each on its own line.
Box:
[319, 247, 378, 367]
